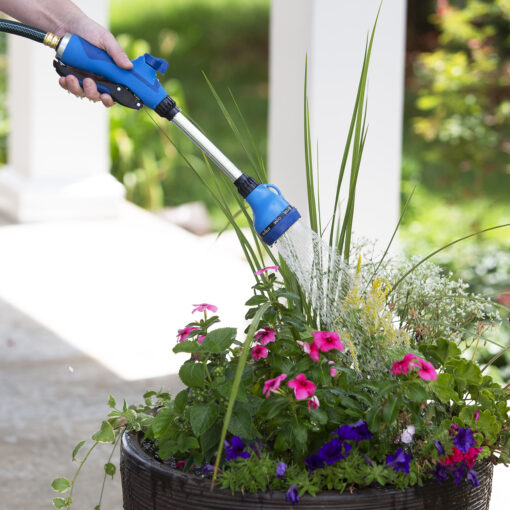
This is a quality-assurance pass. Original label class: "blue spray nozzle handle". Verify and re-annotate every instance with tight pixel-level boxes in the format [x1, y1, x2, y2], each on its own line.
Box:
[57, 33, 169, 109]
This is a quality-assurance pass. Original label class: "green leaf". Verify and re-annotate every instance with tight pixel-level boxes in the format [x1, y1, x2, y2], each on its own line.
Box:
[405, 381, 429, 403]
[173, 341, 200, 354]
[151, 408, 177, 439]
[51, 478, 70, 493]
[366, 406, 382, 431]
[52, 498, 67, 509]
[215, 380, 247, 402]
[200, 422, 222, 454]
[104, 462, 116, 478]
[228, 405, 254, 439]
[476, 410, 501, 443]
[190, 403, 219, 437]
[310, 408, 328, 425]
[107, 394, 116, 408]
[92, 421, 115, 444]
[446, 358, 482, 391]
[179, 361, 206, 388]
[158, 439, 178, 459]
[244, 294, 267, 306]
[71, 440, 86, 461]
[174, 389, 188, 413]
[199, 327, 237, 353]
[418, 339, 461, 367]
[176, 434, 200, 451]
[383, 397, 401, 426]
[291, 422, 308, 446]
[431, 373, 459, 403]
[459, 406, 477, 426]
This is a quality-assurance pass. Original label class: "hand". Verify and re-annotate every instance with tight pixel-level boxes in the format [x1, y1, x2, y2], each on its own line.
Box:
[57, 16, 132, 107]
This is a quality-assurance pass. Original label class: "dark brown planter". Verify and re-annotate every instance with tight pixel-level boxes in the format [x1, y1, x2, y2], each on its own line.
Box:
[120, 431, 493, 509]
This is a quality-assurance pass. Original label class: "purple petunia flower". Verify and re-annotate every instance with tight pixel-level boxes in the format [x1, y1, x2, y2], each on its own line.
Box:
[276, 462, 287, 478]
[225, 436, 250, 461]
[305, 453, 325, 472]
[453, 463, 466, 486]
[454, 428, 475, 454]
[318, 438, 352, 465]
[351, 420, 373, 441]
[467, 468, 479, 487]
[385, 448, 411, 474]
[336, 424, 358, 441]
[285, 484, 299, 506]
[434, 439, 446, 457]
[432, 463, 448, 483]
[336, 421, 372, 442]
[203, 464, 216, 474]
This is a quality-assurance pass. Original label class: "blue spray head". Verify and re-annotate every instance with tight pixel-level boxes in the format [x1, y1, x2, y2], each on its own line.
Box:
[234, 175, 301, 246]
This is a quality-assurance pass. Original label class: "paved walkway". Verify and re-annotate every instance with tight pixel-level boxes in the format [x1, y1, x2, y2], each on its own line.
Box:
[0, 203, 507, 508]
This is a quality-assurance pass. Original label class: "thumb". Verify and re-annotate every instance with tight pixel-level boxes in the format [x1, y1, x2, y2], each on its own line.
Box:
[102, 32, 133, 70]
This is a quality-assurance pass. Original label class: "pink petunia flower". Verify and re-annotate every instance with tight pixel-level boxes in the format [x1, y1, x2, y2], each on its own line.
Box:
[307, 396, 320, 412]
[255, 327, 277, 346]
[312, 331, 345, 353]
[192, 303, 218, 314]
[177, 326, 199, 342]
[439, 447, 464, 466]
[197, 335, 205, 345]
[288, 373, 317, 400]
[263, 374, 287, 398]
[296, 340, 320, 362]
[255, 265, 279, 276]
[391, 353, 418, 375]
[474, 409, 480, 423]
[252, 345, 269, 361]
[328, 361, 337, 378]
[415, 357, 438, 381]
[464, 446, 482, 468]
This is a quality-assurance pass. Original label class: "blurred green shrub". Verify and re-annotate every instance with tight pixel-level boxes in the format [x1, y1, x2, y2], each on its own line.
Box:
[110, 0, 269, 224]
[411, 0, 510, 196]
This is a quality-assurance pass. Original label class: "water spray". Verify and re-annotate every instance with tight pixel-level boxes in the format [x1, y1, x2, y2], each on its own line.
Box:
[0, 20, 301, 246]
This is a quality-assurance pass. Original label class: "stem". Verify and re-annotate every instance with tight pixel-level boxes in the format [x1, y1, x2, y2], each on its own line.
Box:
[67, 442, 98, 509]
[471, 337, 480, 362]
[96, 430, 123, 509]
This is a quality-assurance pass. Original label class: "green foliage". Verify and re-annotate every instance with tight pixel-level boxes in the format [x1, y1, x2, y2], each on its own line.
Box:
[109, 0, 269, 224]
[410, 0, 510, 197]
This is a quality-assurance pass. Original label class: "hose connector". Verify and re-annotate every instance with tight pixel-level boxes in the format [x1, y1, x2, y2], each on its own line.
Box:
[43, 32, 60, 49]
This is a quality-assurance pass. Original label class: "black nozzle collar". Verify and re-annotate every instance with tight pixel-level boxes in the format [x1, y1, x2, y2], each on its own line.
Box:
[234, 173, 259, 198]
[155, 96, 180, 120]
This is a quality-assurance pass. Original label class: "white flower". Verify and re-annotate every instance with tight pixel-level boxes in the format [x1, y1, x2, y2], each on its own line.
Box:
[401, 425, 415, 444]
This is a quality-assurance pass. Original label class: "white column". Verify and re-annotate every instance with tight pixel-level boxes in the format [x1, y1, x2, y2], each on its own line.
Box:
[269, 0, 407, 246]
[0, 0, 124, 222]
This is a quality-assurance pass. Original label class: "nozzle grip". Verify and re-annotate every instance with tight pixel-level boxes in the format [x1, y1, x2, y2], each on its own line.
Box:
[57, 34, 169, 110]
[53, 60, 143, 109]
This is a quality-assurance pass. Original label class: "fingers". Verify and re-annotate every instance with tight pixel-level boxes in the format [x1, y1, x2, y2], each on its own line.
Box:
[58, 75, 115, 107]
[102, 32, 133, 70]
[100, 93, 115, 108]
[82, 78, 101, 102]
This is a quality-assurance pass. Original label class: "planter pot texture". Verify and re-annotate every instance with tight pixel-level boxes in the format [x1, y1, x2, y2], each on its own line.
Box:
[121, 431, 493, 510]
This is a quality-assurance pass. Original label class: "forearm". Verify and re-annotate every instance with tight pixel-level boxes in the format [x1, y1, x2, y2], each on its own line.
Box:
[0, 0, 85, 34]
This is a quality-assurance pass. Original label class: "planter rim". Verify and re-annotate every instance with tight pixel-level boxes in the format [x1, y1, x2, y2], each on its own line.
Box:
[121, 430, 493, 505]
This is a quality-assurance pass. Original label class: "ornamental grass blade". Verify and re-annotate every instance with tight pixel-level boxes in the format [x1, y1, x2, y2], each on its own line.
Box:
[211, 302, 270, 490]
[330, 7, 379, 249]
[304, 58, 319, 233]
